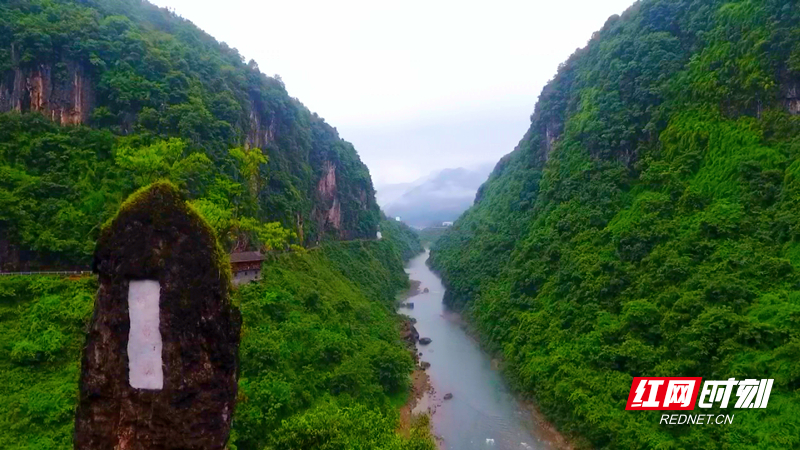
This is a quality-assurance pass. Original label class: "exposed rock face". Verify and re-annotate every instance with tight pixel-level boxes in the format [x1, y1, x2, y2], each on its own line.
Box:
[543, 119, 562, 160]
[400, 319, 420, 345]
[782, 81, 800, 115]
[0, 235, 19, 272]
[327, 199, 342, 230]
[400, 318, 420, 363]
[0, 46, 379, 248]
[245, 93, 278, 150]
[0, 52, 93, 125]
[314, 160, 343, 236]
[75, 183, 241, 450]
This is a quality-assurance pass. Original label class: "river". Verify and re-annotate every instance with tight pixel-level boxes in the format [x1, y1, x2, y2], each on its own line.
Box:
[400, 250, 558, 450]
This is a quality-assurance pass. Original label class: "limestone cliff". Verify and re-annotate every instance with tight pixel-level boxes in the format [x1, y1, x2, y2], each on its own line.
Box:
[244, 92, 278, 150]
[0, 48, 93, 125]
[242, 82, 379, 245]
[0, 1, 381, 253]
[316, 161, 342, 233]
[781, 81, 800, 115]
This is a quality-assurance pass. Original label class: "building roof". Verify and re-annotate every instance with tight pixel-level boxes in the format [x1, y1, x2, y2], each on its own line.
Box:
[230, 251, 266, 263]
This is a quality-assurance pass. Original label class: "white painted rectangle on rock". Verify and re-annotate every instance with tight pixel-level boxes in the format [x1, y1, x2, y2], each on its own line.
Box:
[127, 279, 163, 390]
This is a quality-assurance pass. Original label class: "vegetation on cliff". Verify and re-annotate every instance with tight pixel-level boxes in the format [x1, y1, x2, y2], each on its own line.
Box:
[379, 216, 424, 261]
[431, 0, 800, 448]
[236, 239, 431, 450]
[0, 275, 94, 448]
[0, 0, 379, 270]
[0, 0, 426, 445]
[417, 227, 447, 247]
[0, 237, 433, 449]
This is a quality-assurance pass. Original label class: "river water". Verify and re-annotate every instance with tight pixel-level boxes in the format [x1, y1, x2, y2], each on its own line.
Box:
[400, 250, 556, 450]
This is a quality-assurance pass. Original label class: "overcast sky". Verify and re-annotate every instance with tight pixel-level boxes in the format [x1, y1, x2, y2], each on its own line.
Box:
[149, 0, 635, 187]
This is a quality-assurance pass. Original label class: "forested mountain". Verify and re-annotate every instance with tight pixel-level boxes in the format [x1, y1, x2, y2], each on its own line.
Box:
[0, 0, 379, 271]
[382, 165, 494, 228]
[0, 1, 435, 448]
[431, 0, 800, 448]
[0, 234, 432, 449]
[0, 182, 428, 448]
[378, 214, 424, 260]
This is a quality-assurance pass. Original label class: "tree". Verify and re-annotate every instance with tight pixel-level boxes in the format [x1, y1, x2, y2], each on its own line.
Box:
[114, 138, 211, 189]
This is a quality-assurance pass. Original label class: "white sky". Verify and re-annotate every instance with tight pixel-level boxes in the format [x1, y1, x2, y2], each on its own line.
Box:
[149, 0, 635, 186]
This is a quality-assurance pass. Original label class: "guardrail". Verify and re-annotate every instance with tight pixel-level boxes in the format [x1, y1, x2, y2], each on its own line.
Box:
[0, 270, 92, 276]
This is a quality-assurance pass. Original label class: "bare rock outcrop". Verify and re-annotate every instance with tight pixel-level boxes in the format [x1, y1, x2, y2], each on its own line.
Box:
[74, 182, 241, 450]
[0, 48, 94, 125]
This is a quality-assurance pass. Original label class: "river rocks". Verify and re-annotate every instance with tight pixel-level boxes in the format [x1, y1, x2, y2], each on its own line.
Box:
[406, 279, 422, 297]
[410, 317, 417, 323]
[418, 352, 423, 356]
[444, 393, 453, 400]
[400, 319, 420, 345]
[399, 302, 414, 309]
[423, 287, 429, 293]
[420, 361, 431, 370]
[419, 337, 432, 345]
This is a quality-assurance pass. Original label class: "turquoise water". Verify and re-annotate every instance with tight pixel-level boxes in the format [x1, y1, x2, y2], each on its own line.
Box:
[401, 250, 557, 450]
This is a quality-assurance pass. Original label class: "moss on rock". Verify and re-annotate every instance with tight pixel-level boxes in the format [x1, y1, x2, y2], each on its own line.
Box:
[76, 181, 241, 450]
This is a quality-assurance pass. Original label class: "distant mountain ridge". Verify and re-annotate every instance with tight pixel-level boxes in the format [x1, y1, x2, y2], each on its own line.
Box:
[378, 164, 493, 227]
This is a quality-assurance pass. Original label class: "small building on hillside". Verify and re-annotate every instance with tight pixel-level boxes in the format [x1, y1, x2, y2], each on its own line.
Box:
[442, 221, 453, 227]
[230, 251, 265, 285]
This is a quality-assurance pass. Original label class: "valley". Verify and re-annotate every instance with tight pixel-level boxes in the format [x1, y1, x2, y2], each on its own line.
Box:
[1, 0, 800, 449]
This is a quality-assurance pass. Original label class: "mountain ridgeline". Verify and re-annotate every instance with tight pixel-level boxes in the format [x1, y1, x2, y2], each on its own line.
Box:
[381, 165, 494, 228]
[0, 0, 436, 449]
[0, 0, 379, 270]
[431, 0, 800, 448]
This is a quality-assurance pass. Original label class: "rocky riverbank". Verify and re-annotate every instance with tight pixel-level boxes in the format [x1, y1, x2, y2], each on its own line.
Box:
[397, 278, 437, 440]
[403, 279, 422, 299]
[397, 367, 432, 437]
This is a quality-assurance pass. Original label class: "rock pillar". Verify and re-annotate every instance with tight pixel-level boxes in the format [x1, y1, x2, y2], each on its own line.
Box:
[74, 182, 240, 450]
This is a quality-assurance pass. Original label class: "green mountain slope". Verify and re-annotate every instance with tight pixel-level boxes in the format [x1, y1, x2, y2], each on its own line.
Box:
[430, 0, 800, 448]
[0, 1, 431, 447]
[0, 0, 379, 270]
[379, 216, 424, 261]
[0, 236, 430, 449]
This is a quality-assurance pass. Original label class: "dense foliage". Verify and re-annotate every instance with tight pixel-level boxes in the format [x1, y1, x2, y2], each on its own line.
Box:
[379, 216, 424, 261]
[417, 227, 448, 247]
[0, 1, 426, 446]
[0, 0, 379, 270]
[0, 275, 95, 448]
[235, 240, 431, 450]
[431, 1, 800, 448]
[0, 239, 433, 449]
